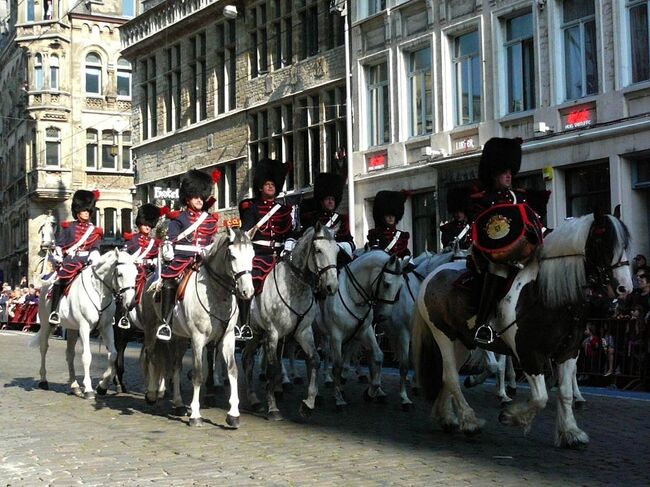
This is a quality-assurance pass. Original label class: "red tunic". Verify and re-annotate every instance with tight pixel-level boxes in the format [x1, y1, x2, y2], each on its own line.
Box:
[56, 221, 103, 280]
[366, 226, 411, 258]
[125, 232, 160, 303]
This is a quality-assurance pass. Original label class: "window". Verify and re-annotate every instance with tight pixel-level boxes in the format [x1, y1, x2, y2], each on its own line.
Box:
[165, 45, 181, 132]
[122, 131, 132, 171]
[565, 162, 610, 217]
[101, 130, 116, 169]
[563, 0, 598, 100]
[325, 86, 346, 175]
[217, 163, 238, 209]
[216, 20, 237, 114]
[366, 62, 390, 146]
[327, 4, 345, 49]
[123, 0, 135, 18]
[189, 33, 207, 123]
[50, 55, 59, 90]
[104, 208, 117, 239]
[141, 56, 157, 139]
[407, 47, 433, 137]
[34, 54, 44, 90]
[86, 129, 98, 168]
[505, 12, 535, 113]
[85, 52, 102, 95]
[453, 30, 481, 126]
[629, 1, 650, 83]
[358, 0, 386, 19]
[249, 4, 268, 77]
[43, 0, 52, 20]
[271, 1, 293, 69]
[249, 110, 269, 167]
[121, 209, 132, 237]
[412, 191, 435, 254]
[298, 1, 319, 60]
[27, 0, 35, 21]
[45, 127, 60, 166]
[117, 58, 131, 98]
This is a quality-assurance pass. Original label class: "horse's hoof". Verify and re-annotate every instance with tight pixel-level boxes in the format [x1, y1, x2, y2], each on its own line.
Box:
[71, 387, 84, 398]
[574, 400, 586, 411]
[189, 417, 204, 427]
[266, 410, 284, 421]
[225, 414, 240, 429]
[116, 384, 125, 394]
[282, 382, 293, 392]
[315, 395, 324, 407]
[145, 394, 157, 405]
[506, 386, 517, 398]
[411, 386, 419, 397]
[462, 425, 482, 437]
[251, 402, 264, 414]
[363, 388, 372, 402]
[173, 406, 187, 417]
[293, 377, 304, 385]
[463, 376, 475, 389]
[401, 402, 413, 412]
[258, 373, 267, 382]
[500, 400, 511, 409]
[324, 381, 333, 389]
[299, 402, 313, 418]
[84, 391, 95, 400]
[96, 385, 108, 396]
[38, 381, 49, 390]
[358, 375, 369, 384]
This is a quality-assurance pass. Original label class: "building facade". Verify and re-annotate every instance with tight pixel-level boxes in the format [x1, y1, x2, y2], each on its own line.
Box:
[350, 0, 650, 258]
[0, 0, 137, 286]
[120, 0, 348, 226]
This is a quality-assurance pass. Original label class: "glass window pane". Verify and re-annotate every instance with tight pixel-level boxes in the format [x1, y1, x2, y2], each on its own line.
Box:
[630, 5, 650, 83]
[564, 26, 582, 99]
[45, 142, 58, 166]
[563, 0, 595, 23]
[117, 73, 130, 96]
[122, 147, 130, 170]
[584, 20, 598, 95]
[507, 13, 532, 40]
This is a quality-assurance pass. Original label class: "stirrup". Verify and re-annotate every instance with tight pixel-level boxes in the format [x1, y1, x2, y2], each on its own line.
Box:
[235, 324, 254, 341]
[117, 316, 131, 330]
[474, 324, 495, 345]
[156, 324, 172, 341]
[48, 312, 60, 326]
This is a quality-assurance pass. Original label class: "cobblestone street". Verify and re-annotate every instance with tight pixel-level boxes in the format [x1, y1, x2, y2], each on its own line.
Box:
[1, 330, 649, 486]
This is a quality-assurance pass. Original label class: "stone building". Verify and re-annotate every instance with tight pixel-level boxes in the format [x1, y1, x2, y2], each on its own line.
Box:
[0, 0, 137, 286]
[120, 0, 348, 226]
[349, 0, 650, 258]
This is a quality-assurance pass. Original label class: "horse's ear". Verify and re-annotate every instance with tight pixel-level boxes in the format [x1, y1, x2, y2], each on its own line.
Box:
[245, 228, 256, 240]
[402, 255, 411, 269]
[227, 226, 236, 242]
[389, 253, 397, 265]
[314, 221, 322, 233]
[613, 204, 621, 220]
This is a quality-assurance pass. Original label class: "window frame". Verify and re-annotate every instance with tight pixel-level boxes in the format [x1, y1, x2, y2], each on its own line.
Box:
[49, 54, 59, 90]
[406, 45, 433, 137]
[627, 0, 650, 85]
[365, 61, 390, 147]
[44, 127, 60, 167]
[85, 52, 102, 96]
[452, 29, 481, 127]
[34, 53, 44, 90]
[561, 0, 598, 101]
[565, 161, 611, 217]
[116, 58, 132, 99]
[503, 11, 535, 114]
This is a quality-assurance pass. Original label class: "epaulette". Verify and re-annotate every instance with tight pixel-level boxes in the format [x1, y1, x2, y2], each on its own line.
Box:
[239, 198, 254, 212]
[61, 221, 71, 229]
[167, 210, 181, 220]
[211, 212, 219, 221]
[95, 227, 104, 235]
[123, 231, 133, 241]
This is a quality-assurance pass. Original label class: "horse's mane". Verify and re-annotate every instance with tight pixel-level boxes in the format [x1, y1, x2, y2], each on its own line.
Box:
[538, 214, 629, 308]
[291, 226, 316, 270]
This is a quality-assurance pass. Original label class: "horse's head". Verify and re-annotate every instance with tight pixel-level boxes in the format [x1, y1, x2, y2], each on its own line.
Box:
[307, 222, 340, 296]
[92, 249, 138, 310]
[369, 252, 404, 320]
[39, 215, 56, 249]
[585, 210, 633, 299]
[225, 227, 255, 300]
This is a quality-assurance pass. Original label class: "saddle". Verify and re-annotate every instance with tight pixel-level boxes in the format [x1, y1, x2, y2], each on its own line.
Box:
[176, 265, 198, 301]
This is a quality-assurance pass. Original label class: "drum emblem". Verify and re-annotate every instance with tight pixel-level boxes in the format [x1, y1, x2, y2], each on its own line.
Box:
[485, 214, 511, 240]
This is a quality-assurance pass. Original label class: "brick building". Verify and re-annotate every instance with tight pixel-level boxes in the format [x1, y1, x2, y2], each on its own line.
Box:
[120, 0, 349, 225]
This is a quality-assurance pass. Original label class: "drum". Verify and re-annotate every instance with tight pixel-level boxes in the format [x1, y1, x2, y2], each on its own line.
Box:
[472, 203, 542, 265]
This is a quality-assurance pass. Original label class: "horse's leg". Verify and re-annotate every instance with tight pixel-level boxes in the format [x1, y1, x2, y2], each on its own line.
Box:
[361, 327, 386, 402]
[505, 355, 517, 397]
[114, 326, 127, 393]
[554, 358, 589, 448]
[64, 329, 83, 397]
[242, 336, 262, 411]
[170, 340, 186, 415]
[212, 345, 225, 389]
[431, 326, 483, 435]
[188, 334, 207, 426]
[572, 365, 586, 409]
[263, 329, 283, 421]
[76, 325, 95, 399]
[37, 319, 54, 390]
[499, 370, 547, 433]
[330, 334, 347, 408]
[294, 326, 320, 416]
[396, 327, 413, 410]
[96, 319, 117, 395]
[495, 354, 512, 405]
[220, 328, 240, 428]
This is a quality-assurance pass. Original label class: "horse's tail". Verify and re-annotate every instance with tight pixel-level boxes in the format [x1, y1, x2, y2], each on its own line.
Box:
[140, 337, 175, 387]
[412, 307, 442, 402]
[28, 316, 50, 349]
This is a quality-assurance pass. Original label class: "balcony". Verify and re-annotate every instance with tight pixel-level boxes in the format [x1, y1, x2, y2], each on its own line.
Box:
[27, 168, 72, 201]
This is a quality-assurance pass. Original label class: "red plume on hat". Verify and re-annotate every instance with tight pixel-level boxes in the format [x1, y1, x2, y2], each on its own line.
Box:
[92, 189, 101, 200]
[212, 169, 222, 184]
[159, 206, 171, 217]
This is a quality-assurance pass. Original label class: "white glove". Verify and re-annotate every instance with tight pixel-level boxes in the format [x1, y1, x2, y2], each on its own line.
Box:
[161, 240, 174, 262]
[88, 250, 101, 265]
[337, 242, 353, 258]
[52, 246, 63, 263]
[283, 238, 297, 253]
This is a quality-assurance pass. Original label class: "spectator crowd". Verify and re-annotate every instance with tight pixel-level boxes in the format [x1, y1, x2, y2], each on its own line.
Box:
[0, 277, 40, 331]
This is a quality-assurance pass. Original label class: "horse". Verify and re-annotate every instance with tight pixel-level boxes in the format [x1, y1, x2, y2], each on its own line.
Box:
[320, 250, 406, 409]
[241, 222, 340, 420]
[462, 350, 518, 405]
[413, 212, 632, 448]
[140, 227, 254, 427]
[32, 249, 138, 398]
[378, 247, 468, 410]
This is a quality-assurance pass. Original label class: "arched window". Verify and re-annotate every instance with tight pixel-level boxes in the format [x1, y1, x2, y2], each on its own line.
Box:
[34, 54, 44, 90]
[86, 129, 98, 169]
[117, 58, 132, 98]
[50, 55, 59, 90]
[45, 127, 60, 166]
[85, 52, 102, 95]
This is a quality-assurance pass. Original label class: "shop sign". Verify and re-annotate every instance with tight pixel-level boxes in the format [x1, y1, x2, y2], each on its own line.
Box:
[367, 152, 387, 171]
[154, 187, 179, 200]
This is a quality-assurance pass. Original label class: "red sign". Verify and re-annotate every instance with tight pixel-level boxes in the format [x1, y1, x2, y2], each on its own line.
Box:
[367, 152, 386, 171]
[224, 218, 241, 228]
[565, 108, 592, 129]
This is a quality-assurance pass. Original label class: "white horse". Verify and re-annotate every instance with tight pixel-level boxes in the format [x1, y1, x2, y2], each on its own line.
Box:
[463, 350, 518, 405]
[32, 249, 138, 398]
[321, 250, 406, 409]
[141, 228, 254, 427]
[242, 223, 340, 420]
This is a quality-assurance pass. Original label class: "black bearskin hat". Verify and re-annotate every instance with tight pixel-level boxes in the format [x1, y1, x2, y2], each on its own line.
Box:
[314, 172, 345, 209]
[71, 190, 97, 218]
[373, 190, 407, 227]
[135, 203, 161, 228]
[478, 137, 522, 188]
[446, 186, 471, 215]
[179, 169, 213, 204]
[253, 158, 289, 195]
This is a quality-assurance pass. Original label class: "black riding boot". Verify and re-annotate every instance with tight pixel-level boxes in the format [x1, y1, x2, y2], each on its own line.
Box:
[48, 281, 67, 325]
[236, 298, 253, 340]
[474, 273, 507, 344]
[156, 280, 177, 341]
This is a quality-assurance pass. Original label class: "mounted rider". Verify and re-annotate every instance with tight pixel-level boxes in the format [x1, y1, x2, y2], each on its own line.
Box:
[158, 169, 220, 341]
[239, 158, 297, 295]
[116, 203, 165, 329]
[469, 137, 549, 343]
[440, 186, 472, 250]
[367, 190, 411, 258]
[302, 172, 355, 265]
[49, 190, 103, 325]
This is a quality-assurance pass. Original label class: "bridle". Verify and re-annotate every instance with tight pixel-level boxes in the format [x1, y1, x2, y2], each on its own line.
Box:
[584, 222, 630, 297]
[84, 259, 137, 315]
[201, 239, 253, 296]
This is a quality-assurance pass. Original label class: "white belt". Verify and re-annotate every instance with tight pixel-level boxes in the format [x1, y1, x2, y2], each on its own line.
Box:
[175, 244, 202, 253]
[74, 251, 89, 257]
[253, 240, 283, 248]
[139, 258, 157, 265]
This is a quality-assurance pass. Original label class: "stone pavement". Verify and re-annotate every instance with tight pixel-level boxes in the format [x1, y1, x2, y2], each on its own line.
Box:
[1, 330, 649, 486]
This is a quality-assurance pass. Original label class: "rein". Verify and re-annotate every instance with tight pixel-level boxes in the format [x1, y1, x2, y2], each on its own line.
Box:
[85, 262, 133, 317]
